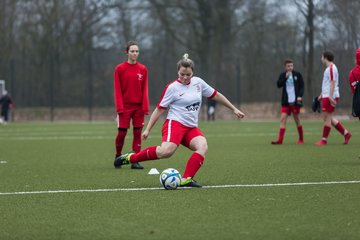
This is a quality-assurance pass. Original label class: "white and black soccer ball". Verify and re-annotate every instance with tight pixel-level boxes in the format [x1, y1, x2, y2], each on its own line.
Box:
[159, 168, 181, 190]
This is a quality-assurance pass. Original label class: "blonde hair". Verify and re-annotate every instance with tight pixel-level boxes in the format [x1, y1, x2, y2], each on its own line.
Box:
[177, 53, 194, 71]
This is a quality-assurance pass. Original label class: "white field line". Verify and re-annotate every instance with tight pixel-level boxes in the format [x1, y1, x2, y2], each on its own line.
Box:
[1, 180, 360, 196]
[1, 131, 351, 141]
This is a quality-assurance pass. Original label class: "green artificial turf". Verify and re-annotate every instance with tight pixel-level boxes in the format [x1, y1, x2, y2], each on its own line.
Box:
[0, 120, 359, 240]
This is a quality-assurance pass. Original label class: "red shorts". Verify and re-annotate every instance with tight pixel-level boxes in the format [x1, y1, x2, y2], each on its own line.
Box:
[281, 105, 300, 115]
[321, 97, 339, 113]
[162, 119, 204, 148]
[117, 104, 145, 129]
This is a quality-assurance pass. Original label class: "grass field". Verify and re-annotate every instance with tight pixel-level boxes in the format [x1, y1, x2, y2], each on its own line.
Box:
[0, 120, 360, 240]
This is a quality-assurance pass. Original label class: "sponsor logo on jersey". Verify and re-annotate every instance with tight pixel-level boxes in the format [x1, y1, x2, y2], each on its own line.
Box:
[185, 102, 200, 111]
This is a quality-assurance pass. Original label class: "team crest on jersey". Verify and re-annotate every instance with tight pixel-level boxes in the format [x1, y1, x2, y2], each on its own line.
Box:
[185, 102, 200, 111]
[137, 73, 143, 80]
[194, 83, 201, 92]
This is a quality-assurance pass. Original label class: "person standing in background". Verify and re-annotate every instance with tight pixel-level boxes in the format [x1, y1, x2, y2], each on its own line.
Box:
[315, 50, 351, 145]
[113, 41, 149, 169]
[271, 59, 304, 145]
[207, 99, 216, 121]
[0, 90, 14, 124]
[348, 48, 360, 94]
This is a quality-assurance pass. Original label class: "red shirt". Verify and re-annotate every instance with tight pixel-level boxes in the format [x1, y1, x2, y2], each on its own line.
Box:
[114, 62, 149, 114]
[348, 49, 360, 94]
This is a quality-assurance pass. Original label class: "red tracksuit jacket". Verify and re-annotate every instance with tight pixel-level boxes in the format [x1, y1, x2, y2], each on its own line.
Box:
[349, 49, 360, 94]
[114, 62, 149, 114]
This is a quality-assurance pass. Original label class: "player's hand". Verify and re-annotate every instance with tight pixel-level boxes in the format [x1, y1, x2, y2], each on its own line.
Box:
[329, 98, 336, 107]
[234, 109, 245, 119]
[142, 129, 150, 140]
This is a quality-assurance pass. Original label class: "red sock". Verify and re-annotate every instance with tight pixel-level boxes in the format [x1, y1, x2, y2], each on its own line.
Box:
[132, 128, 142, 153]
[130, 146, 158, 163]
[334, 122, 345, 135]
[278, 128, 286, 142]
[322, 126, 331, 141]
[115, 129, 127, 156]
[297, 125, 303, 141]
[182, 152, 205, 179]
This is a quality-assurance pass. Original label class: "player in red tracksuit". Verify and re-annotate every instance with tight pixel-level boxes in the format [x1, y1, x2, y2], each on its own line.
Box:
[348, 48, 360, 94]
[113, 41, 149, 169]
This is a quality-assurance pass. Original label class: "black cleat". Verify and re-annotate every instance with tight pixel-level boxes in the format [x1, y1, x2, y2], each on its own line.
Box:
[113, 153, 132, 168]
[114, 156, 121, 168]
[180, 178, 202, 188]
[131, 162, 144, 169]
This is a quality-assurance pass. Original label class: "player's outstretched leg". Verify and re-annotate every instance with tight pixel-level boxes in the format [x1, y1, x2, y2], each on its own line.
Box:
[114, 153, 133, 167]
[114, 146, 161, 168]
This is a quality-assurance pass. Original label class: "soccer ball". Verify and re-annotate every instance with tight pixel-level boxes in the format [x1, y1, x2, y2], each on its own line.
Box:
[159, 168, 181, 190]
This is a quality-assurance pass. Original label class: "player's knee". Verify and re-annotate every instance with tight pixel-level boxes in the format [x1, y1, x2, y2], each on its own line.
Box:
[280, 116, 287, 124]
[158, 147, 176, 158]
[197, 142, 208, 155]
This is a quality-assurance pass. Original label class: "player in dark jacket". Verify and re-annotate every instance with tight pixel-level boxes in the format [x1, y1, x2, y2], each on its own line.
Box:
[0, 91, 13, 124]
[272, 59, 304, 144]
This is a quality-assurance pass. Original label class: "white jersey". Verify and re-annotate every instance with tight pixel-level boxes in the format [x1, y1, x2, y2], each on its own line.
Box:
[158, 76, 216, 127]
[286, 73, 296, 103]
[321, 63, 340, 98]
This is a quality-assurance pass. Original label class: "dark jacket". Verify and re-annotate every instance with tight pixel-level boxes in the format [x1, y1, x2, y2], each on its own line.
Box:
[277, 70, 304, 107]
[0, 95, 13, 112]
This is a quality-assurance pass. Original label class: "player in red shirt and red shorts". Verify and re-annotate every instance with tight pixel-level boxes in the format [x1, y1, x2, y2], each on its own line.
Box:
[315, 50, 351, 145]
[115, 53, 245, 187]
[113, 41, 149, 169]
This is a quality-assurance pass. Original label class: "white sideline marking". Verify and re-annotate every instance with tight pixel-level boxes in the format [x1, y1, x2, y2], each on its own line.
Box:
[1, 180, 360, 196]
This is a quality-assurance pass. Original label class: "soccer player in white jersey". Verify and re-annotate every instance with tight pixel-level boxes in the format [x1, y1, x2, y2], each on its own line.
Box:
[115, 53, 245, 187]
[315, 50, 352, 146]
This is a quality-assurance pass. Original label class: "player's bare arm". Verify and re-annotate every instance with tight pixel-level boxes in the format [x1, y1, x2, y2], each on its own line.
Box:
[142, 107, 166, 140]
[212, 92, 245, 119]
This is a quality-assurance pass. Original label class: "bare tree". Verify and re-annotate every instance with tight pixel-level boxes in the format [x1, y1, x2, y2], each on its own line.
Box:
[294, 0, 316, 102]
[0, 0, 17, 85]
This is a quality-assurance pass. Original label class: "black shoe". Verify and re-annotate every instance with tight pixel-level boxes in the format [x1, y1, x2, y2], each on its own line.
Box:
[113, 153, 132, 168]
[180, 178, 202, 188]
[131, 162, 144, 169]
[114, 156, 121, 168]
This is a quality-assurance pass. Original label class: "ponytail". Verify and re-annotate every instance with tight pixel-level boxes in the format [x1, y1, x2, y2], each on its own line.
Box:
[177, 53, 195, 71]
